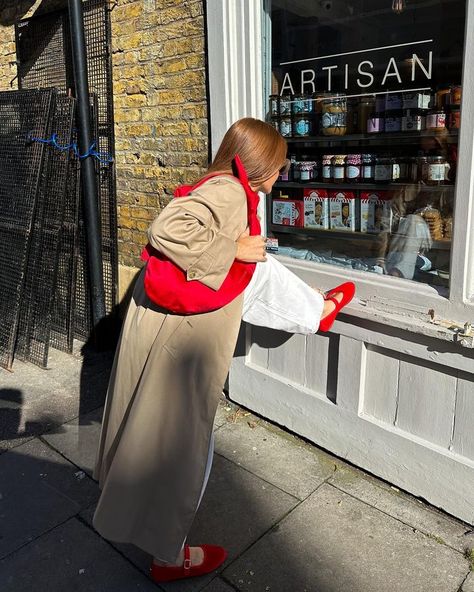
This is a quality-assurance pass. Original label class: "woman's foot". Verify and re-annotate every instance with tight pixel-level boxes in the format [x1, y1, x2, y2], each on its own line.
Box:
[153, 546, 204, 568]
[320, 291, 343, 320]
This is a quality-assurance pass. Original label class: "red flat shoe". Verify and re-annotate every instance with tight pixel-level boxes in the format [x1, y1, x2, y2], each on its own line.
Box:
[150, 544, 228, 583]
[319, 281, 355, 332]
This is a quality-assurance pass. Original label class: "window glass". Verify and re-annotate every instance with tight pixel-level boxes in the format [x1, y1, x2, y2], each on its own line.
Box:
[268, 0, 466, 294]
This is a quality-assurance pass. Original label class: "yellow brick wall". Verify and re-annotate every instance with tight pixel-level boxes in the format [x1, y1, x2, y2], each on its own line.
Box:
[110, 0, 209, 270]
[0, 0, 209, 283]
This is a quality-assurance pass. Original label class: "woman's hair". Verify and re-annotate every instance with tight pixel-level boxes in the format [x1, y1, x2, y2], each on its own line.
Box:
[207, 117, 287, 185]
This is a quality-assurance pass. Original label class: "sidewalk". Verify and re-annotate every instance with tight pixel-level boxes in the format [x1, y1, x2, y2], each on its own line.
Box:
[0, 345, 473, 592]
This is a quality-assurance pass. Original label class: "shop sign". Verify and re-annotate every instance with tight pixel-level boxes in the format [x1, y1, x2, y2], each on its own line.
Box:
[279, 39, 433, 97]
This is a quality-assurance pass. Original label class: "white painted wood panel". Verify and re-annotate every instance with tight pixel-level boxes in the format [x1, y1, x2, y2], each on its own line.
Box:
[248, 325, 269, 369]
[267, 332, 306, 385]
[451, 373, 474, 459]
[362, 346, 400, 424]
[396, 358, 457, 448]
[304, 332, 331, 396]
[336, 336, 366, 414]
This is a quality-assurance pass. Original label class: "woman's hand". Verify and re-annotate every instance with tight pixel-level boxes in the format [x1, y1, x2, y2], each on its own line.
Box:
[236, 227, 267, 262]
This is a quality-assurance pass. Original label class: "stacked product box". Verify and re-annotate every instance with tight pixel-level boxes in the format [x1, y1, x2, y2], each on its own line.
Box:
[272, 198, 304, 227]
[360, 191, 393, 233]
[303, 188, 329, 229]
[329, 190, 359, 231]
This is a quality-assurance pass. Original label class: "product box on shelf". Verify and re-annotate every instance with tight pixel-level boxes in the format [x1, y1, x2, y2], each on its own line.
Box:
[272, 199, 304, 227]
[360, 191, 393, 233]
[303, 189, 329, 229]
[329, 191, 359, 231]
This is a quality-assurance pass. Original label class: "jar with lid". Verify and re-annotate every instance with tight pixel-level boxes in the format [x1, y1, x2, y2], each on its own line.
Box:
[299, 161, 316, 182]
[398, 157, 410, 181]
[345, 154, 362, 182]
[332, 155, 347, 183]
[426, 109, 446, 131]
[423, 156, 446, 185]
[402, 109, 425, 132]
[367, 112, 384, 134]
[449, 109, 460, 130]
[346, 98, 359, 134]
[322, 154, 334, 181]
[292, 94, 313, 115]
[450, 85, 462, 106]
[279, 116, 292, 137]
[417, 156, 428, 181]
[361, 154, 375, 181]
[385, 110, 402, 133]
[269, 117, 280, 131]
[269, 95, 280, 117]
[279, 95, 292, 116]
[321, 94, 347, 136]
[407, 157, 418, 182]
[374, 157, 400, 183]
[293, 158, 301, 181]
[293, 113, 312, 137]
[435, 87, 450, 109]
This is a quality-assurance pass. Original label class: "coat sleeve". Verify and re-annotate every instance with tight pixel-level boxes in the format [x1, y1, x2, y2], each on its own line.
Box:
[147, 179, 247, 291]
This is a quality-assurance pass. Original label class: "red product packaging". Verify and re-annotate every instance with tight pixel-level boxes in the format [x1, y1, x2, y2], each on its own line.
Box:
[328, 190, 359, 231]
[272, 199, 304, 227]
[360, 191, 393, 233]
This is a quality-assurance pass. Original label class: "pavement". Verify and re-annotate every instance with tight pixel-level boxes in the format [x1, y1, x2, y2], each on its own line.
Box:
[0, 343, 474, 592]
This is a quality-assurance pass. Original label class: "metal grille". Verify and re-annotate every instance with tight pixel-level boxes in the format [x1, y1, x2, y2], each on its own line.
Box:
[16, 95, 76, 367]
[15, 0, 118, 343]
[0, 89, 56, 370]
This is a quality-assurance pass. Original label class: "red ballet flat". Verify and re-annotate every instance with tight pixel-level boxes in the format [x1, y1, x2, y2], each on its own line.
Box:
[150, 544, 228, 583]
[319, 281, 356, 332]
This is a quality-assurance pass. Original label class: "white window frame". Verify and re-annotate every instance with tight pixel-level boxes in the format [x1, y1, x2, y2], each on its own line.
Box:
[206, 0, 474, 341]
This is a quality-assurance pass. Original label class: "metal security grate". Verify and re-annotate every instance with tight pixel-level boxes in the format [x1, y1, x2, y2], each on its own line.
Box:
[15, 95, 76, 367]
[0, 89, 56, 370]
[15, 0, 118, 343]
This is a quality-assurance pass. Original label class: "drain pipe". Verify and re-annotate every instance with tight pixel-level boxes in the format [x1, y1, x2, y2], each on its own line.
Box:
[68, 0, 106, 327]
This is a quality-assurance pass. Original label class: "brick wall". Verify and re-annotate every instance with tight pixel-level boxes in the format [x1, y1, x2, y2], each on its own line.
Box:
[111, 0, 209, 282]
[0, 0, 209, 296]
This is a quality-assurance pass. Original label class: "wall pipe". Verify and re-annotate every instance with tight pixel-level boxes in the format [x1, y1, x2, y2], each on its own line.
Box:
[68, 0, 106, 327]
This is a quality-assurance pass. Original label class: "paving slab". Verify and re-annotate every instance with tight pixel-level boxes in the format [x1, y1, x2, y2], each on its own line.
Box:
[81, 453, 298, 592]
[0, 437, 99, 559]
[201, 577, 236, 592]
[214, 418, 336, 500]
[224, 482, 469, 592]
[462, 572, 474, 591]
[0, 346, 112, 454]
[213, 395, 240, 430]
[329, 462, 473, 553]
[42, 406, 104, 476]
[0, 517, 159, 591]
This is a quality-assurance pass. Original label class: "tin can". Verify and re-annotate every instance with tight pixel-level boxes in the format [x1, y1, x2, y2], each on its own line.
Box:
[279, 116, 292, 137]
[279, 95, 292, 116]
[269, 95, 280, 117]
[293, 114, 312, 137]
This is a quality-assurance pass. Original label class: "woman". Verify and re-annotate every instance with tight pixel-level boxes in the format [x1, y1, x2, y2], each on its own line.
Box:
[92, 118, 354, 583]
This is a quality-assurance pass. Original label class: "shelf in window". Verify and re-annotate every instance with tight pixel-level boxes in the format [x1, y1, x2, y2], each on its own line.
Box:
[283, 130, 458, 146]
[273, 182, 455, 193]
[268, 225, 452, 250]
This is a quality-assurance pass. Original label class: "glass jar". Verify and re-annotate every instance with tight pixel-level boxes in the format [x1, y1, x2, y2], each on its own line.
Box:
[361, 154, 375, 181]
[435, 87, 451, 109]
[385, 93, 402, 111]
[279, 116, 292, 137]
[292, 94, 313, 115]
[332, 155, 346, 183]
[402, 109, 425, 132]
[293, 114, 312, 137]
[385, 111, 402, 133]
[345, 154, 362, 182]
[269, 117, 280, 131]
[322, 154, 334, 181]
[346, 98, 359, 134]
[279, 95, 292, 115]
[402, 91, 431, 110]
[407, 157, 418, 182]
[426, 109, 446, 131]
[449, 109, 461, 130]
[375, 157, 399, 183]
[450, 85, 462, 106]
[367, 113, 384, 134]
[293, 159, 301, 182]
[299, 161, 314, 182]
[269, 95, 280, 117]
[398, 157, 409, 181]
[417, 156, 428, 181]
[321, 94, 347, 136]
[423, 156, 446, 185]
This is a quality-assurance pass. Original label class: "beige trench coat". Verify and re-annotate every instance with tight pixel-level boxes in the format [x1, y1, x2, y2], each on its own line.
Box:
[92, 177, 248, 562]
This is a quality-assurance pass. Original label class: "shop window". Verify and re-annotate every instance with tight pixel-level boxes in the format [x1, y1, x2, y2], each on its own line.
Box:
[268, 0, 466, 294]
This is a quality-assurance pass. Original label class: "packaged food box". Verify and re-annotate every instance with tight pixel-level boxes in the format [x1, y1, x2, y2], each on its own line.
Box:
[329, 191, 359, 231]
[303, 189, 329, 229]
[272, 199, 304, 227]
[360, 191, 393, 233]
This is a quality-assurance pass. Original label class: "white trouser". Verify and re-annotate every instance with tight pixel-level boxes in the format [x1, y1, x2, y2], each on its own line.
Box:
[242, 253, 324, 334]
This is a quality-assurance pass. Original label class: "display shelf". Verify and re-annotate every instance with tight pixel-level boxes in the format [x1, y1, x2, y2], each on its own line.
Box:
[268, 224, 452, 251]
[273, 181, 455, 193]
[283, 130, 459, 147]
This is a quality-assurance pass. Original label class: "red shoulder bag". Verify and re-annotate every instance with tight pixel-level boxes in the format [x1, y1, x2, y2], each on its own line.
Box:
[140, 155, 261, 314]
